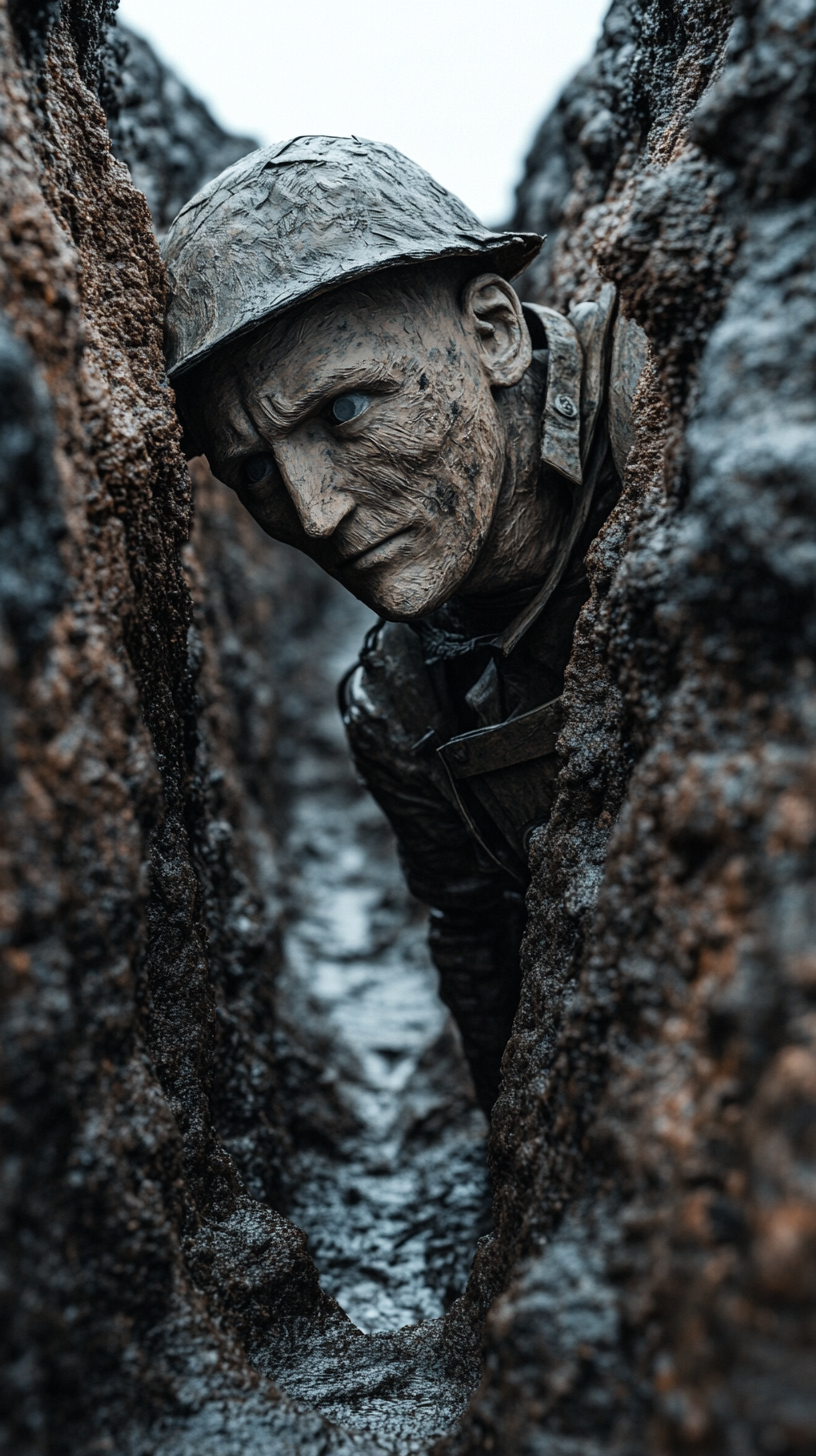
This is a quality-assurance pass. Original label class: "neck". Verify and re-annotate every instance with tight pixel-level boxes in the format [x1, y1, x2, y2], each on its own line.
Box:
[460, 353, 568, 599]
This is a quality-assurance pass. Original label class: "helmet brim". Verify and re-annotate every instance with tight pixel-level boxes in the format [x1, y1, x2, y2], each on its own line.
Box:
[162, 136, 543, 383]
[165, 232, 542, 383]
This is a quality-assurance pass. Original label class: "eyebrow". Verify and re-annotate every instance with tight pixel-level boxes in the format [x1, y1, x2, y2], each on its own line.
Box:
[253, 362, 400, 434]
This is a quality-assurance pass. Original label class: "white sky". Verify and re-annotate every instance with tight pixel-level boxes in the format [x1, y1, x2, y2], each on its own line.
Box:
[117, 0, 609, 226]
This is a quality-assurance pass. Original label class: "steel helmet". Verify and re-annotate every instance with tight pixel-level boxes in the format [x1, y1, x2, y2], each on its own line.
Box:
[161, 134, 542, 381]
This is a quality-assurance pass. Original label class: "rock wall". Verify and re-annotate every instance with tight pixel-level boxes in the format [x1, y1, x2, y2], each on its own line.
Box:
[2, 2, 815, 1454]
[0, 7, 349, 1454]
[447, 1, 816, 1451]
[102, 23, 257, 233]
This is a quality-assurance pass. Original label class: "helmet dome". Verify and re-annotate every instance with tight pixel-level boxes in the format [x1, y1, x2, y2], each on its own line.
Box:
[161, 134, 542, 381]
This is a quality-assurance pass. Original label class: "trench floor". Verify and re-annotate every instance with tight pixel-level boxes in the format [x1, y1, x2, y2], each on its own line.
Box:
[272, 565, 491, 1337]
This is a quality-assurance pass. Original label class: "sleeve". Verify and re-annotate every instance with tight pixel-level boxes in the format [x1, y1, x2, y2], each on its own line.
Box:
[339, 621, 526, 1114]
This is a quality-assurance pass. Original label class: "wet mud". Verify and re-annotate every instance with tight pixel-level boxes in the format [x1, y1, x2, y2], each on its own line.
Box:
[271, 558, 491, 1333]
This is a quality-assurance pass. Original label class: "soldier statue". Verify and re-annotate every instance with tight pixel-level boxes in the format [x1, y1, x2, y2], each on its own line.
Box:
[162, 136, 647, 1114]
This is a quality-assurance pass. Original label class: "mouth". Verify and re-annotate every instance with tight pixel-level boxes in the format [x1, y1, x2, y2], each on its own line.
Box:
[339, 527, 413, 572]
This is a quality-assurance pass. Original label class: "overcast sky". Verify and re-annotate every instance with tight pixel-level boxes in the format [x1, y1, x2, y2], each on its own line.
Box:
[117, 0, 609, 226]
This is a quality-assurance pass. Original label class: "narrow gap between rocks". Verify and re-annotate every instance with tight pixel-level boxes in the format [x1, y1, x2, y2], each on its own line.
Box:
[270, 549, 492, 1333]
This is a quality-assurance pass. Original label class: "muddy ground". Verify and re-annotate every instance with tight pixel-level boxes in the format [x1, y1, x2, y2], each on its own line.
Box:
[270, 560, 491, 1335]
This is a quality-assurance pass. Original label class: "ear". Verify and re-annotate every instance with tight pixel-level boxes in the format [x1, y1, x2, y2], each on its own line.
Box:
[462, 273, 532, 387]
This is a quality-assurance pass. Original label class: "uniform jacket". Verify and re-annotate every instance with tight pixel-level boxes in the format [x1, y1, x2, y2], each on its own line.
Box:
[340, 285, 647, 1110]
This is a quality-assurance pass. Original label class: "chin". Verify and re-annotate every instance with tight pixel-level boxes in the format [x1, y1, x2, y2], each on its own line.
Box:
[352, 567, 460, 622]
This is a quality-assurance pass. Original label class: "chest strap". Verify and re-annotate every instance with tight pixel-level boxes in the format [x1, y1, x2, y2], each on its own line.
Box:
[437, 696, 562, 778]
[435, 696, 565, 880]
[533, 305, 584, 488]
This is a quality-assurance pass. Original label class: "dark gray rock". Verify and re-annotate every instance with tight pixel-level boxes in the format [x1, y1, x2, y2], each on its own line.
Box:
[0, 319, 65, 670]
[446, 2, 816, 1451]
[103, 22, 257, 233]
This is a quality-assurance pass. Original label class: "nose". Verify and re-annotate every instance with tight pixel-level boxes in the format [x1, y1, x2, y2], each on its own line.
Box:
[274, 432, 356, 539]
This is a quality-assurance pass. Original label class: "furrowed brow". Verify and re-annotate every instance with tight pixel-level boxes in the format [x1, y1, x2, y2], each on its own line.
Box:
[259, 363, 399, 430]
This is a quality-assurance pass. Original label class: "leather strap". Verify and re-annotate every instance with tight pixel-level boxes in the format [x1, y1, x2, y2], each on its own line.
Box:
[497, 285, 618, 657]
[530, 305, 583, 488]
[437, 696, 563, 780]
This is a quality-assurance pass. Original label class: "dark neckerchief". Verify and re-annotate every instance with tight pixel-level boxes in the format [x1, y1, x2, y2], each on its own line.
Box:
[408, 581, 545, 667]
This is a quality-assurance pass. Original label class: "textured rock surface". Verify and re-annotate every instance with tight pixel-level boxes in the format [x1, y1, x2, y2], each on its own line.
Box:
[103, 22, 257, 233]
[0, 9, 482, 1453]
[0, 6, 350, 1453]
[2, 1, 815, 1453]
[446, 1, 816, 1451]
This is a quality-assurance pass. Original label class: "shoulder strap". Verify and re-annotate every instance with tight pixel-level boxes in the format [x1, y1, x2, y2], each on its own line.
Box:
[498, 285, 617, 657]
[531, 305, 583, 488]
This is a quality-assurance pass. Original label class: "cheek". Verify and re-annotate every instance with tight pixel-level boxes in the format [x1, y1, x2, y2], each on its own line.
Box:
[426, 362, 503, 489]
[348, 371, 498, 501]
[365, 394, 452, 467]
[428, 394, 505, 536]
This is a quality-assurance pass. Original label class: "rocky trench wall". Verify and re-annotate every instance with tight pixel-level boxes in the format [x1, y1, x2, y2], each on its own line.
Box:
[0, 7, 357, 1454]
[1, 2, 815, 1454]
[449, 1, 816, 1451]
[101, 21, 257, 234]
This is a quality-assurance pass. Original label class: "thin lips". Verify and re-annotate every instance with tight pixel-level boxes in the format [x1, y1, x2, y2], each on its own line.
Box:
[340, 527, 409, 569]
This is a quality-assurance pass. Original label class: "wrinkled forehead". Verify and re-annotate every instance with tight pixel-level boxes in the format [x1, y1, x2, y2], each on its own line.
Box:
[195, 265, 466, 448]
[236, 256, 466, 369]
[242, 270, 458, 384]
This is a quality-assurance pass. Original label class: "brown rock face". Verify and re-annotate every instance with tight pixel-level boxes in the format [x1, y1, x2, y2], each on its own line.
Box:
[1, 2, 815, 1454]
[0, 7, 344, 1453]
[448, 1, 816, 1451]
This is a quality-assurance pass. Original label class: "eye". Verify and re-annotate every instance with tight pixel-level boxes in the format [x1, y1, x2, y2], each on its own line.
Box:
[331, 392, 370, 424]
[242, 453, 276, 486]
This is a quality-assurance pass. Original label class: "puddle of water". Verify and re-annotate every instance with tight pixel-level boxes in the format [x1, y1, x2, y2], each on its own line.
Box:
[273, 570, 491, 1334]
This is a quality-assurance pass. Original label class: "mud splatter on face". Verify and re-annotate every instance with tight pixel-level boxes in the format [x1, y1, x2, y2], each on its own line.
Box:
[196, 265, 535, 620]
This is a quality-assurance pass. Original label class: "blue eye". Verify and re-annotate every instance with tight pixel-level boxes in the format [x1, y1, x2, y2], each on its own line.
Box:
[243, 453, 275, 485]
[332, 392, 369, 424]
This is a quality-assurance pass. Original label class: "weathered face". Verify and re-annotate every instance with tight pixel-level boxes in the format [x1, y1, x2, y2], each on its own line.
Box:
[192, 267, 531, 619]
